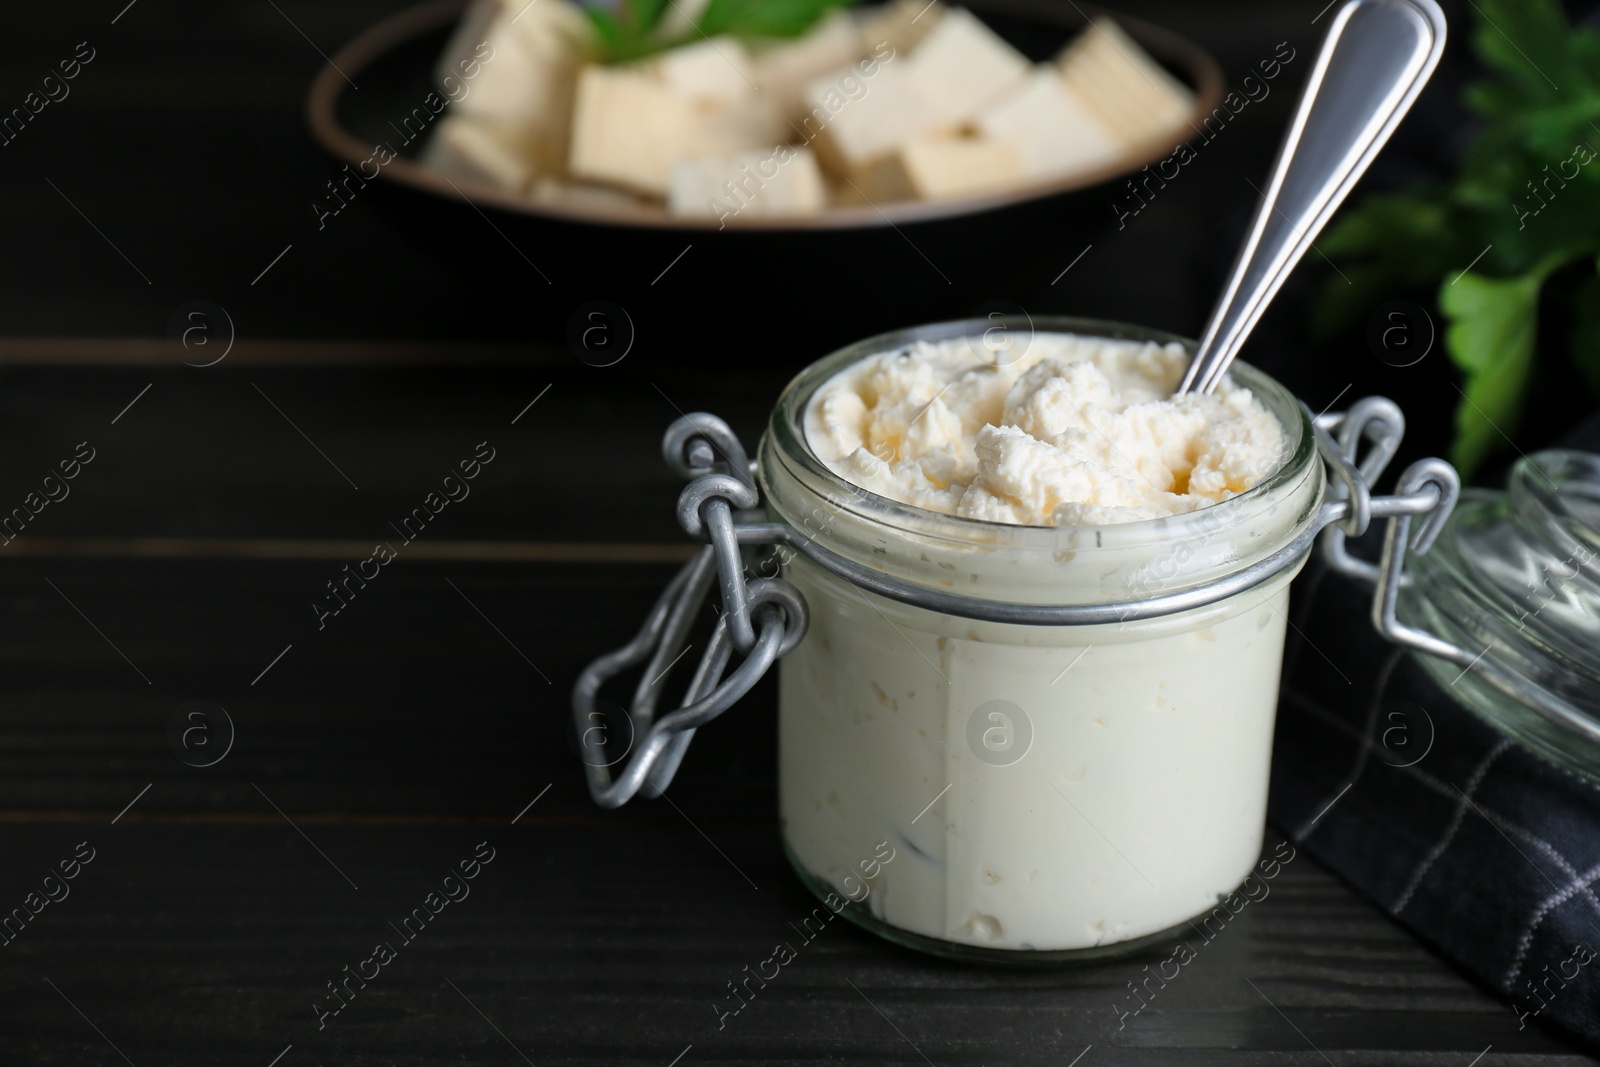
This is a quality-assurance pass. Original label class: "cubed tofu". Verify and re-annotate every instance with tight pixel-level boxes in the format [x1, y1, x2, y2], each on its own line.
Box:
[648, 37, 755, 105]
[654, 0, 712, 40]
[498, 0, 591, 54]
[432, 0, 501, 89]
[749, 11, 864, 121]
[442, 0, 590, 175]
[423, 115, 543, 190]
[531, 176, 651, 212]
[839, 151, 917, 201]
[568, 66, 698, 197]
[802, 62, 941, 174]
[1056, 18, 1194, 146]
[824, 172, 874, 208]
[668, 147, 827, 220]
[857, 0, 942, 56]
[878, 133, 1023, 200]
[977, 69, 1123, 181]
[902, 8, 1030, 126]
[696, 95, 789, 154]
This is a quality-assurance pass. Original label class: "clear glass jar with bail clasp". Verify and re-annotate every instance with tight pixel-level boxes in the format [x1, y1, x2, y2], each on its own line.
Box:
[760, 317, 1327, 961]
[572, 315, 1460, 965]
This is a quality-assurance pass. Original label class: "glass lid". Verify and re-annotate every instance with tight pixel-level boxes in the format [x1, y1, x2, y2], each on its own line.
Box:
[1400, 450, 1600, 779]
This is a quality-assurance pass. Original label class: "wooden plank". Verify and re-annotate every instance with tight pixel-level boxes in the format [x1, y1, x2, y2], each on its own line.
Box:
[0, 338, 556, 366]
[0, 550, 1591, 1060]
[0, 537, 695, 563]
[0, 361, 777, 545]
[0, 822, 1583, 1065]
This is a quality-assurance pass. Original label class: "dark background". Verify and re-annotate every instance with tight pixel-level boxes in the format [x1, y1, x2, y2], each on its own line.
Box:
[0, 1, 1595, 1064]
[3, 0, 1589, 480]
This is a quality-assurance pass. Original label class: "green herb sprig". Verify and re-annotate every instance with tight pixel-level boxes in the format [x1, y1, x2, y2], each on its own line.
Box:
[1315, 0, 1600, 476]
[584, 0, 856, 64]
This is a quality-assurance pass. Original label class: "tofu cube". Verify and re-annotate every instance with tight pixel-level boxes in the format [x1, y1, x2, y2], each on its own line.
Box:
[902, 8, 1030, 126]
[432, 0, 501, 89]
[648, 37, 756, 106]
[824, 173, 873, 208]
[424, 115, 543, 190]
[568, 66, 698, 197]
[857, 0, 942, 56]
[749, 11, 864, 121]
[802, 62, 941, 174]
[840, 151, 917, 201]
[654, 0, 712, 40]
[668, 147, 827, 221]
[696, 95, 789, 155]
[977, 69, 1123, 181]
[531, 177, 651, 213]
[441, 0, 590, 175]
[498, 0, 591, 54]
[1056, 18, 1194, 146]
[878, 134, 1023, 200]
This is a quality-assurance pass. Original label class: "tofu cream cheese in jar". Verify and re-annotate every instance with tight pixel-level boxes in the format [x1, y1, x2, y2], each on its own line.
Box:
[759, 317, 1323, 961]
[572, 315, 1460, 965]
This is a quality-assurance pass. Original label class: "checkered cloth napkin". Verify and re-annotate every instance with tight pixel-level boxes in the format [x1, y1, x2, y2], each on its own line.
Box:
[1271, 558, 1600, 1052]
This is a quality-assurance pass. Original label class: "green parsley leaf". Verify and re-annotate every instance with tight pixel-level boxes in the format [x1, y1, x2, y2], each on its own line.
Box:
[1468, 0, 1588, 105]
[1317, 0, 1600, 476]
[1439, 253, 1571, 475]
[1439, 269, 1540, 476]
[586, 0, 856, 63]
[697, 0, 853, 38]
[625, 0, 670, 30]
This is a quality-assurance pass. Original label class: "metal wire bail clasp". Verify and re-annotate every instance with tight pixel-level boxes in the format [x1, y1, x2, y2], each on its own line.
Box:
[1313, 397, 1406, 581]
[571, 414, 807, 808]
[1308, 397, 1464, 658]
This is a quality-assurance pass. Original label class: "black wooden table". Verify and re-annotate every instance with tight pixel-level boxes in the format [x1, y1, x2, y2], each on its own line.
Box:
[0, 345, 1590, 1065]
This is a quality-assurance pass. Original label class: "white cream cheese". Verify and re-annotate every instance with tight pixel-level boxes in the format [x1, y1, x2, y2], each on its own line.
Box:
[775, 330, 1308, 955]
[778, 573, 1290, 953]
[803, 332, 1285, 525]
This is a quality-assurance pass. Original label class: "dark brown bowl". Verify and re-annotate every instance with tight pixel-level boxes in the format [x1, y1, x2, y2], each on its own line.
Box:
[307, 0, 1224, 352]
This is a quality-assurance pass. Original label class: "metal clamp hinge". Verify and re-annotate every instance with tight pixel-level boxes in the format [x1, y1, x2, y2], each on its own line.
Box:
[571, 414, 807, 808]
[1309, 399, 1467, 663]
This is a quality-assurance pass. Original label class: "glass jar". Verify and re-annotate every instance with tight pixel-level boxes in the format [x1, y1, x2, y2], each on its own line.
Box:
[572, 315, 1456, 965]
[757, 317, 1324, 962]
[1399, 449, 1600, 780]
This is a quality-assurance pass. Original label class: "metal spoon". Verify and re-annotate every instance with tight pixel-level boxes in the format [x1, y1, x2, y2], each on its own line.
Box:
[1176, 0, 1446, 396]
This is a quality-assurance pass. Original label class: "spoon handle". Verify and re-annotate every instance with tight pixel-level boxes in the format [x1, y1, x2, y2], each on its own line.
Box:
[1176, 0, 1446, 396]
